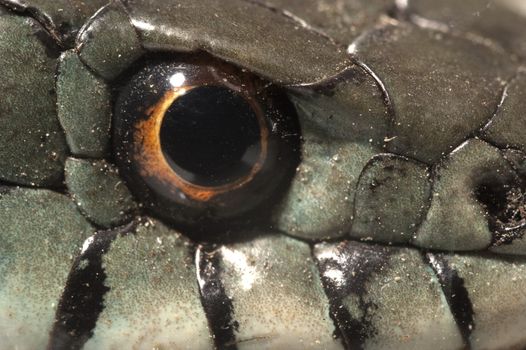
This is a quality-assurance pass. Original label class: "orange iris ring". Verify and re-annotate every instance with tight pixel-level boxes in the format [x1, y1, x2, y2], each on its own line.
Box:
[133, 85, 269, 202]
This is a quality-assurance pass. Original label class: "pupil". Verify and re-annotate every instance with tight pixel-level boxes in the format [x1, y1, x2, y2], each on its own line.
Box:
[160, 86, 262, 187]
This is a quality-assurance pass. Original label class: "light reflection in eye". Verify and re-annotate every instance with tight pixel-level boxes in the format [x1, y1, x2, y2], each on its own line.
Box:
[169, 72, 186, 88]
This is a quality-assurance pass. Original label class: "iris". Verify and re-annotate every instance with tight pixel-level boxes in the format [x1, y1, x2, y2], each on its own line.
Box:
[113, 55, 300, 226]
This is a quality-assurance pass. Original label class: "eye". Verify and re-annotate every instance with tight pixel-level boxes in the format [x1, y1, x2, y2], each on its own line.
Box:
[113, 55, 300, 226]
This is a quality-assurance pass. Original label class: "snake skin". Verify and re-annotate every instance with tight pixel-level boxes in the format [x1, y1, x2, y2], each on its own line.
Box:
[0, 0, 525, 349]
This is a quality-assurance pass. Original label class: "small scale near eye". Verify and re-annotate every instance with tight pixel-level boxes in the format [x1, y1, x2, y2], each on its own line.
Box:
[114, 55, 300, 225]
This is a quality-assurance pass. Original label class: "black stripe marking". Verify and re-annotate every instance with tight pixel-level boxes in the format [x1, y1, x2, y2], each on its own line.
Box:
[196, 245, 239, 350]
[0, 185, 13, 195]
[425, 252, 474, 349]
[314, 241, 392, 350]
[47, 223, 135, 350]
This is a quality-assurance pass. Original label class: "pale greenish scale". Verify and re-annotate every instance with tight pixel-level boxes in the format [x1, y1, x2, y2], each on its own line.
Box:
[84, 220, 213, 350]
[0, 188, 93, 348]
[65, 158, 137, 228]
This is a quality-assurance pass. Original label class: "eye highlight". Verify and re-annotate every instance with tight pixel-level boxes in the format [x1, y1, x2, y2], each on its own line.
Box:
[114, 56, 300, 224]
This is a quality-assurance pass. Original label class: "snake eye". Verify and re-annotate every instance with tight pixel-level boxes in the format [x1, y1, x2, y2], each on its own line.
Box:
[114, 55, 300, 225]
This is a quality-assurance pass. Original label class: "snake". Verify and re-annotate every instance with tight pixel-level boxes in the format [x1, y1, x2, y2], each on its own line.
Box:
[0, 0, 526, 349]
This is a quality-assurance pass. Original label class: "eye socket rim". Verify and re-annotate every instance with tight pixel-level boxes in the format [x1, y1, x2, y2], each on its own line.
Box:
[133, 83, 270, 202]
[113, 55, 302, 223]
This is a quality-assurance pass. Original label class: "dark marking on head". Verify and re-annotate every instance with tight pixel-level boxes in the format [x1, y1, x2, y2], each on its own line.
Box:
[47, 222, 136, 350]
[0, 0, 84, 48]
[314, 241, 393, 350]
[196, 245, 239, 350]
[28, 18, 61, 59]
[424, 252, 474, 349]
[476, 179, 526, 244]
[488, 149, 526, 246]
[0, 185, 13, 195]
[492, 227, 526, 247]
[502, 149, 526, 180]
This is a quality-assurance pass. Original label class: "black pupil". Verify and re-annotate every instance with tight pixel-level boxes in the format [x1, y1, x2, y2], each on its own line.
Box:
[160, 85, 262, 187]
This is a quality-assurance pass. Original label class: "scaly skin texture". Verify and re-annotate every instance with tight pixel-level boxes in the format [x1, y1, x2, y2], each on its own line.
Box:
[1, 0, 526, 349]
